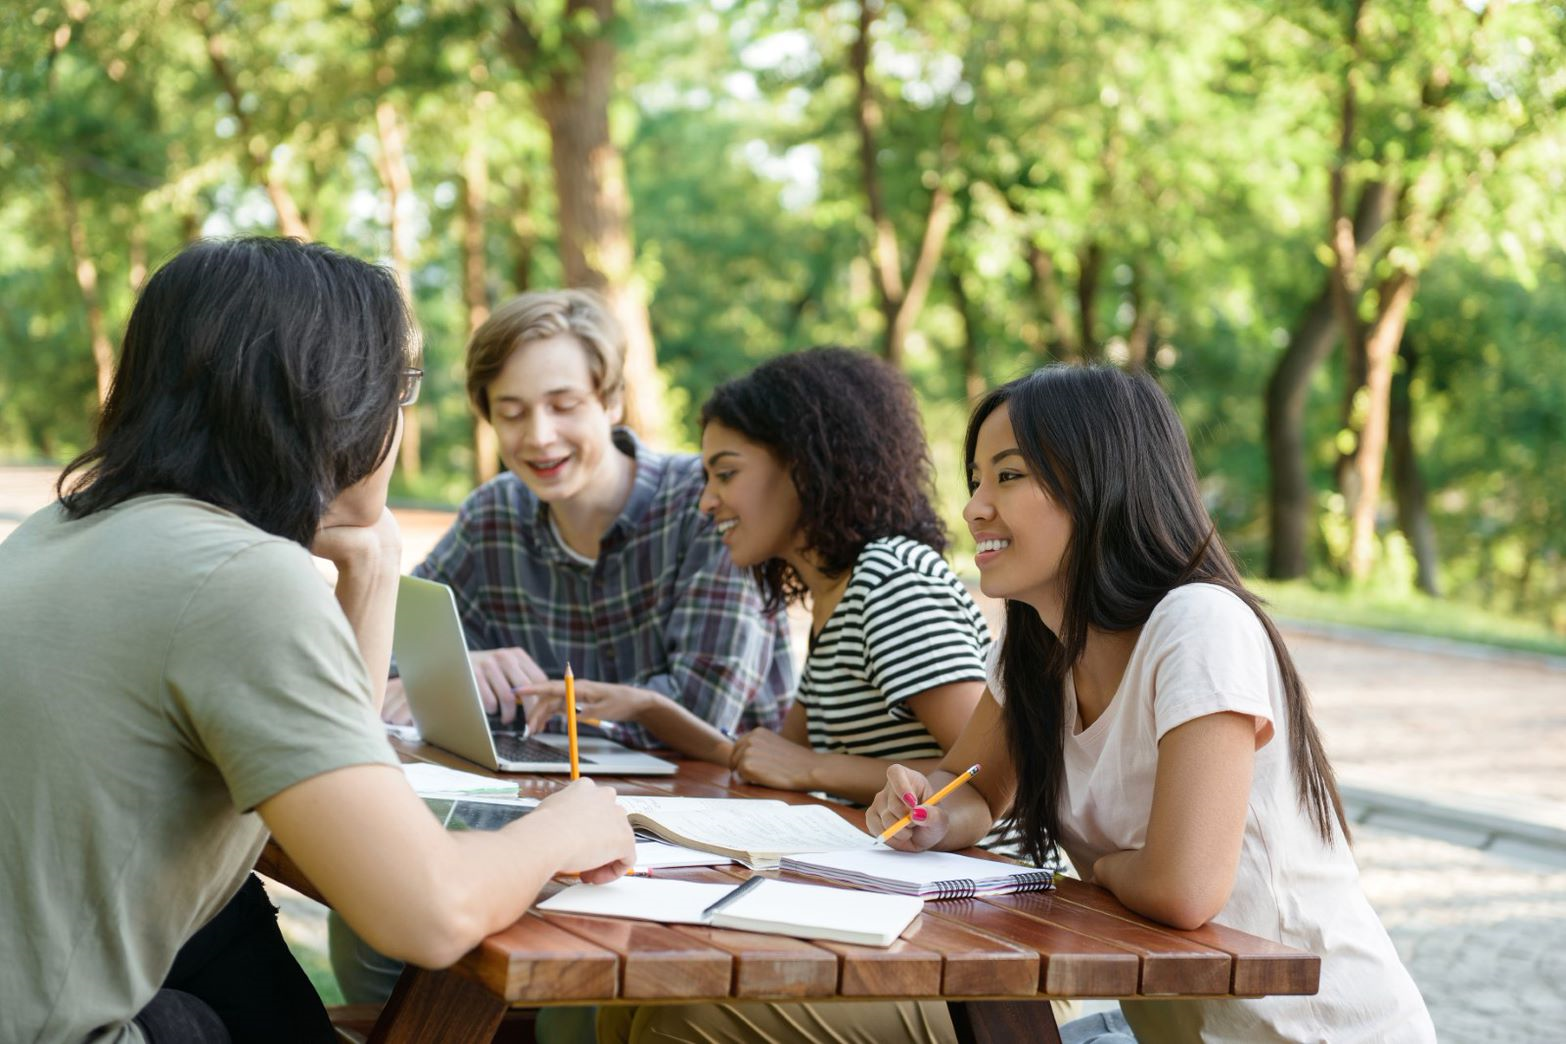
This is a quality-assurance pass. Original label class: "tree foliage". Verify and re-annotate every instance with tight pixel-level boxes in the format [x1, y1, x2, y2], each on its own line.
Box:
[1, 0, 1562, 627]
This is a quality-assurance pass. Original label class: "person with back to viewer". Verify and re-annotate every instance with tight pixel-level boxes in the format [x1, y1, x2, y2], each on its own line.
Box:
[863, 364, 1436, 1042]
[0, 237, 633, 1044]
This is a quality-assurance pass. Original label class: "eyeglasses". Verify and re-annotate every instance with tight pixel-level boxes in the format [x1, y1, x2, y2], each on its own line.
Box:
[398, 367, 423, 407]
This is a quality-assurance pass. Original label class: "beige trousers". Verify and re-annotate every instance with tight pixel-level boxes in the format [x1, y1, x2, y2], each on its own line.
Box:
[597, 999, 1078, 1043]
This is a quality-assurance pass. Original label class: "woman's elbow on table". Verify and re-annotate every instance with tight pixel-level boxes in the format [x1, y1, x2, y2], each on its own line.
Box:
[1134, 875, 1235, 932]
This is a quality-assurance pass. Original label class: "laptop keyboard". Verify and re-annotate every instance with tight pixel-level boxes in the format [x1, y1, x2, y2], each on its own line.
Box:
[493, 731, 591, 764]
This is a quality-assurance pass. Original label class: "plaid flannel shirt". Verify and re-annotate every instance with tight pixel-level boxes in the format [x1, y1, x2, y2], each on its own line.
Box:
[413, 429, 793, 748]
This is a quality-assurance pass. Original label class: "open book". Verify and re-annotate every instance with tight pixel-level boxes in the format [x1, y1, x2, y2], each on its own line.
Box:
[537, 876, 923, 947]
[616, 796, 874, 869]
[780, 848, 1054, 899]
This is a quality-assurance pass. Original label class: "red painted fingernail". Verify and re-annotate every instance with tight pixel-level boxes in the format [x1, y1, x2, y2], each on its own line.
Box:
[902, 792, 918, 806]
[911, 808, 928, 822]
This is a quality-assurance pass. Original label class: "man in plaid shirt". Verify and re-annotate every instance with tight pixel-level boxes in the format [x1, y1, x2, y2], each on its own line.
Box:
[337, 290, 797, 1010]
[381, 288, 792, 757]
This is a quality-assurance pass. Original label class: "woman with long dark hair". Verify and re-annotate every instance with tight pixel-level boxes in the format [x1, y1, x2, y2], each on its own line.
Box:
[866, 365, 1433, 1042]
[0, 237, 632, 1044]
[698, 346, 991, 804]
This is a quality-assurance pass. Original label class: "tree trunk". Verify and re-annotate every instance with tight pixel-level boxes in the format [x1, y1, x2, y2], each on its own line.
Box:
[509, 0, 667, 443]
[373, 97, 422, 479]
[1025, 241, 1078, 361]
[883, 185, 953, 364]
[1346, 270, 1419, 581]
[196, 11, 310, 240]
[128, 220, 148, 295]
[1125, 262, 1155, 372]
[58, 175, 115, 407]
[509, 179, 536, 296]
[1264, 178, 1395, 580]
[948, 266, 985, 403]
[1076, 241, 1103, 361]
[850, 0, 952, 368]
[462, 132, 501, 486]
[1264, 287, 1335, 579]
[1389, 336, 1440, 595]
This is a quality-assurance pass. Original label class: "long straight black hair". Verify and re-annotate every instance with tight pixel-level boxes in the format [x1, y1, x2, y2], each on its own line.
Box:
[965, 365, 1347, 867]
[58, 237, 412, 547]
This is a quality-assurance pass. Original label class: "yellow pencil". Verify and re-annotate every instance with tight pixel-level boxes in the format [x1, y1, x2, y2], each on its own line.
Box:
[877, 764, 981, 844]
[564, 662, 580, 780]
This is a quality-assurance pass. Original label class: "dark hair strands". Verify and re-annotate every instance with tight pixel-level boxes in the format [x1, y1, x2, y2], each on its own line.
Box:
[701, 346, 947, 614]
[966, 365, 1347, 868]
[58, 237, 413, 547]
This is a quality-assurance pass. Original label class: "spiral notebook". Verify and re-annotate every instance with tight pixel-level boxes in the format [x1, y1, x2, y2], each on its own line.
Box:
[779, 848, 1054, 899]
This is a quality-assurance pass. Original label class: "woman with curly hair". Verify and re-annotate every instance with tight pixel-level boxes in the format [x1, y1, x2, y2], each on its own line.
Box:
[698, 346, 990, 803]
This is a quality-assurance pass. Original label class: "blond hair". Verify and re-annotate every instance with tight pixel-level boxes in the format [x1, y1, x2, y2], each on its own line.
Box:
[466, 289, 626, 418]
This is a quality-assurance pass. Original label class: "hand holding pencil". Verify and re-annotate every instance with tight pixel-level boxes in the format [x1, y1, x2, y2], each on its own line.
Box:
[867, 764, 982, 851]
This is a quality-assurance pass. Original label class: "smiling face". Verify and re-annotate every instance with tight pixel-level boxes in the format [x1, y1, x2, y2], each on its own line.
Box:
[697, 421, 802, 568]
[486, 333, 623, 505]
[963, 403, 1074, 618]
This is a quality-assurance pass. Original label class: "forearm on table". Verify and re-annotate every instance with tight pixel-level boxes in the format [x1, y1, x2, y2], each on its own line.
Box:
[422, 813, 576, 957]
[265, 767, 564, 970]
[636, 689, 735, 763]
[1091, 844, 1235, 931]
[808, 753, 947, 806]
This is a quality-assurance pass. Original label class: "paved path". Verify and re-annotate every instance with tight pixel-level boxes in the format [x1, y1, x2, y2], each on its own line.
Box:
[6, 465, 1566, 1037]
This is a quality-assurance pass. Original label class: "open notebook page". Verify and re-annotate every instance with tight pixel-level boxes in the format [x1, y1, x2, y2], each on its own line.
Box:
[628, 804, 875, 857]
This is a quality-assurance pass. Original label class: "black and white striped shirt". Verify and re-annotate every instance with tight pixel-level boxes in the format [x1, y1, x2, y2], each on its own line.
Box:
[798, 536, 990, 759]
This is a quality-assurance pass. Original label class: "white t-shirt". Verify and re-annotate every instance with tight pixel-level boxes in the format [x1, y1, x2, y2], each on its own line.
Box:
[988, 583, 1434, 1043]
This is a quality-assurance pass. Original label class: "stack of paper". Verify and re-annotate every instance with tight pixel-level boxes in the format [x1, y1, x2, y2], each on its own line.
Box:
[779, 848, 1054, 899]
[537, 876, 922, 947]
[633, 841, 736, 870]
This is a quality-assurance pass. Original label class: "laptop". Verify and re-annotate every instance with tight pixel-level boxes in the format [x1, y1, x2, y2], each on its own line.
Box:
[394, 575, 678, 776]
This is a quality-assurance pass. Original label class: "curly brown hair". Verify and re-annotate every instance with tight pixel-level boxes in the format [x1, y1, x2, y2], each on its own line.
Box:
[700, 346, 948, 612]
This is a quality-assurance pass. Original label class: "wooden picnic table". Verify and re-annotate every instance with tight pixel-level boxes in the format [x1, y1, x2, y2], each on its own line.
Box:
[257, 741, 1319, 1044]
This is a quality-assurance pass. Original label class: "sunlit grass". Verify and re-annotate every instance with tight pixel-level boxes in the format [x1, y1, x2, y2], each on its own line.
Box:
[1249, 578, 1566, 658]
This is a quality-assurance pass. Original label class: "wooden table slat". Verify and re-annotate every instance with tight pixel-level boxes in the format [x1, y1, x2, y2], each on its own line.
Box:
[631, 866, 841, 999]
[1049, 881, 1321, 997]
[811, 936, 944, 997]
[982, 889, 1232, 996]
[462, 913, 620, 1002]
[536, 911, 734, 999]
[667, 923, 841, 998]
[897, 909, 1039, 997]
[922, 899, 1139, 998]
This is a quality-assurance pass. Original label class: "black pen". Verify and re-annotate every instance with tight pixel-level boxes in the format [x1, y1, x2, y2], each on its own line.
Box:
[699, 875, 765, 921]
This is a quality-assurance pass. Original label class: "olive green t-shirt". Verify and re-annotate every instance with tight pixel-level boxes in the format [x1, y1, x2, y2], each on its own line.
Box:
[0, 495, 399, 1043]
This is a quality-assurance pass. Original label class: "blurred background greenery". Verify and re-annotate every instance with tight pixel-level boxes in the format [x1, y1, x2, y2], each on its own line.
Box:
[3, 0, 1563, 644]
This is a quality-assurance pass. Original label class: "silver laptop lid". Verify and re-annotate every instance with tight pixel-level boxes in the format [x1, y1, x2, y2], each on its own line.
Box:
[394, 575, 508, 771]
[394, 575, 679, 776]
